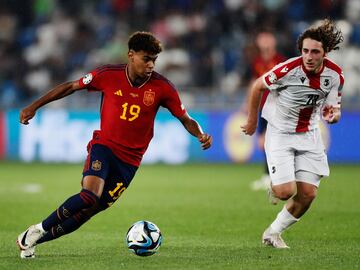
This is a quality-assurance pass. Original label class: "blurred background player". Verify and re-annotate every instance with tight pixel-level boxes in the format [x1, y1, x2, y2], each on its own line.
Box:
[248, 31, 285, 191]
[241, 19, 344, 248]
[16, 31, 212, 258]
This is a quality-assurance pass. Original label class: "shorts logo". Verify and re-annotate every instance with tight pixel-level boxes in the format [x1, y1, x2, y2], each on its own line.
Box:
[92, 160, 102, 171]
[82, 73, 93, 85]
[143, 90, 155, 106]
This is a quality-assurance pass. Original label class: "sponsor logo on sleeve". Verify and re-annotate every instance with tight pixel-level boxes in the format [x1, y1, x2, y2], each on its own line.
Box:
[268, 72, 277, 84]
[82, 73, 93, 85]
[280, 66, 288, 73]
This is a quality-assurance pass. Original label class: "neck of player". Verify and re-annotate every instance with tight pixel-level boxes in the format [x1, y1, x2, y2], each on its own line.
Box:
[127, 65, 147, 87]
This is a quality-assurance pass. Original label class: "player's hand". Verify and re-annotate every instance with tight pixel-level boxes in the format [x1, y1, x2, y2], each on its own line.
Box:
[20, 106, 36, 125]
[322, 105, 339, 124]
[198, 133, 212, 150]
[241, 120, 257, 136]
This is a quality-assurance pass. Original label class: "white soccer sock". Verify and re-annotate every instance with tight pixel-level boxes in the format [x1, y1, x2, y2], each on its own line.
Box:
[35, 222, 45, 232]
[269, 206, 299, 234]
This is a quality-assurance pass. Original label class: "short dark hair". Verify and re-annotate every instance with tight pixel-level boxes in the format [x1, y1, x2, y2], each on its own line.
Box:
[297, 19, 344, 53]
[128, 31, 162, 54]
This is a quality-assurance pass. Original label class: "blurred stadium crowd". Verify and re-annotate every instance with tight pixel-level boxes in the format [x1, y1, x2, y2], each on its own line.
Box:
[1, 0, 360, 110]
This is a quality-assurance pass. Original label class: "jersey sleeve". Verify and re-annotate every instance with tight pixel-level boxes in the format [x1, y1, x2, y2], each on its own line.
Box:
[161, 83, 186, 118]
[324, 70, 344, 109]
[78, 68, 102, 92]
[262, 56, 302, 92]
[262, 62, 287, 92]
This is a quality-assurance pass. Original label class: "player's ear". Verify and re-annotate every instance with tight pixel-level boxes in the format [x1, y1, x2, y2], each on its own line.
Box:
[128, 50, 135, 62]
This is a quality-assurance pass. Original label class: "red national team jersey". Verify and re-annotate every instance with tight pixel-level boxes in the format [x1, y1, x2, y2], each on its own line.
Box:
[79, 64, 186, 166]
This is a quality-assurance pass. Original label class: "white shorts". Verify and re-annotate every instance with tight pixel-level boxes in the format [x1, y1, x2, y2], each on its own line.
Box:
[264, 125, 329, 187]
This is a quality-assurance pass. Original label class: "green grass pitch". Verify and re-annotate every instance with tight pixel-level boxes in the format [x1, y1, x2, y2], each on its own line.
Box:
[0, 162, 359, 270]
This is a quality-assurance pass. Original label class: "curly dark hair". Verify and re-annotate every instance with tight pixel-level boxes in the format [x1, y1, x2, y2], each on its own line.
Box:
[128, 31, 162, 54]
[297, 19, 344, 53]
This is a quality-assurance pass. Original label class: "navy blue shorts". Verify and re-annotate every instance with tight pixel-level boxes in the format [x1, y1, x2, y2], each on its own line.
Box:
[83, 143, 138, 208]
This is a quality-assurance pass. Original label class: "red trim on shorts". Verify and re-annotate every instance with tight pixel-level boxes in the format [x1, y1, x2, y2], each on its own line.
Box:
[83, 142, 93, 173]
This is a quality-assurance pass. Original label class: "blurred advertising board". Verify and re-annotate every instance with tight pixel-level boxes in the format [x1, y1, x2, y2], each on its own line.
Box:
[0, 112, 5, 159]
[3, 109, 360, 163]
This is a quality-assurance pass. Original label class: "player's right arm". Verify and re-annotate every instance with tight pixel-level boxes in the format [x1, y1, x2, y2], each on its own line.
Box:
[241, 77, 267, 135]
[20, 80, 83, 125]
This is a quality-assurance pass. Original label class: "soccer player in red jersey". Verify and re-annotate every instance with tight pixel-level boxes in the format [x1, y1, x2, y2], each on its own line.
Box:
[242, 19, 344, 248]
[17, 31, 212, 258]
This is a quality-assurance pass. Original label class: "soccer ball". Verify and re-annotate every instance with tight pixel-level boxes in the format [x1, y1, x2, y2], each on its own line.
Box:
[126, 220, 162, 256]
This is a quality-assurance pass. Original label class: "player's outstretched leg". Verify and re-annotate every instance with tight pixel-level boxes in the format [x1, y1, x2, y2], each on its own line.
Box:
[37, 205, 105, 244]
[42, 189, 100, 231]
[17, 189, 100, 258]
[263, 180, 318, 248]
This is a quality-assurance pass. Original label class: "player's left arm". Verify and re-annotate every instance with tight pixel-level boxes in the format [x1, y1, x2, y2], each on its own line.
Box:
[322, 71, 344, 124]
[178, 113, 212, 150]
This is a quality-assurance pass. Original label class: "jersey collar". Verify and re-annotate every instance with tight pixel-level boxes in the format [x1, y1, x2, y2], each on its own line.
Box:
[125, 64, 152, 88]
[301, 59, 325, 77]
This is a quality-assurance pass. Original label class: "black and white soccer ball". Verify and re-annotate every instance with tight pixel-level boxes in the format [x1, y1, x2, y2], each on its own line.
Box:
[126, 220, 162, 256]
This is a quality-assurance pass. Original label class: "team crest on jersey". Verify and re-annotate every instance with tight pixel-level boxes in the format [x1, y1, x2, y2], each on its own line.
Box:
[267, 72, 277, 83]
[320, 77, 331, 89]
[143, 90, 155, 106]
[91, 160, 102, 171]
[82, 73, 93, 85]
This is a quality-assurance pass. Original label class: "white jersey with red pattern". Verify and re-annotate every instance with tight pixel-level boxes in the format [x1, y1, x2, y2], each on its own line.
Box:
[262, 56, 344, 133]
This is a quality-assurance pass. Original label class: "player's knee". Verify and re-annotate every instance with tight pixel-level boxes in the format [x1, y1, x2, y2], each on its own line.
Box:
[299, 190, 317, 204]
[276, 191, 293, 200]
[273, 183, 296, 200]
